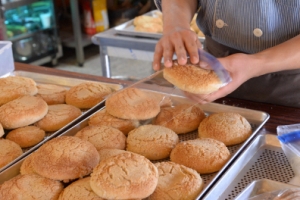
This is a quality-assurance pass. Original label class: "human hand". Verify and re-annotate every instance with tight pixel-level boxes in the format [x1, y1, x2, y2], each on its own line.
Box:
[184, 53, 259, 104]
[153, 27, 202, 71]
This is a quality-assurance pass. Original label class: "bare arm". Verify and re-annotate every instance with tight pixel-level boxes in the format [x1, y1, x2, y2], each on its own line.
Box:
[153, 0, 200, 70]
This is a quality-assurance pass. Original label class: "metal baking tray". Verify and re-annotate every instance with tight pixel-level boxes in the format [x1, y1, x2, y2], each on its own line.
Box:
[235, 179, 299, 200]
[203, 133, 297, 200]
[114, 10, 205, 42]
[0, 71, 123, 172]
[0, 89, 269, 200]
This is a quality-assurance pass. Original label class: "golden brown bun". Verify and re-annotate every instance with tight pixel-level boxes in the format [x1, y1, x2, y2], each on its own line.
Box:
[0, 96, 48, 129]
[6, 126, 45, 148]
[126, 124, 179, 160]
[35, 104, 82, 132]
[88, 108, 140, 135]
[198, 112, 252, 146]
[105, 87, 160, 120]
[0, 123, 4, 138]
[66, 82, 113, 109]
[75, 125, 126, 151]
[36, 83, 67, 105]
[58, 177, 103, 200]
[31, 136, 99, 182]
[0, 174, 64, 200]
[133, 15, 162, 27]
[0, 76, 38, 106]
[97, 149, 128, 162]
[170, 138, 230, 174]
[152, 104, 206, 134]
[0, 139, 23, 169]
[149, 161, 204, 200]
[163, 61, 223, 94]
[20, 152, 36, 175]
[151, 93, 173, 108]
[90, 152, 158, 199]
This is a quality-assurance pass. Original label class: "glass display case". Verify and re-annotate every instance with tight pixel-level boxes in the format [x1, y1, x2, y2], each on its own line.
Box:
[0, 0, 62, 65]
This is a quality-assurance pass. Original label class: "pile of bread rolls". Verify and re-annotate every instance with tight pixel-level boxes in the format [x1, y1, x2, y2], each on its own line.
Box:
[133, 11, 205, 37]
[0, 75, 116, 170]
[0, 84, 253, 200]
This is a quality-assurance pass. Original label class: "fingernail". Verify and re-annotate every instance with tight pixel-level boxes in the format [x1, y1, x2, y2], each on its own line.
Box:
[199, 61, 208, 68]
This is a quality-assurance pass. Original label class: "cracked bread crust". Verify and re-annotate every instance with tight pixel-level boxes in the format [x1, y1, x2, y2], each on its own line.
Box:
[35, 104, 82, 132]
[0, 139, 23, 169]
[0, 174, 63, 200]
[58, 177, 103, 200]
[31, 136, 99, 182]
[170, 138, 230, 174]
[90, 152, 158, 199]
[149, 162, 204, 200]
[163, 61, 223, 95]
[0, 96, 48, 129]
[75, 125, 126, 151]
[0, 76, 38, 106]
[66, 82, 113, 109]
[20, 152, 36, 175]
[105, 87, 161, 120]
[36, 83, 67, 105]
[126, 124, 179, 160]
[153, 104, 206, 134]
[88, 108, 140, 135]
[198, 112, 252, 146]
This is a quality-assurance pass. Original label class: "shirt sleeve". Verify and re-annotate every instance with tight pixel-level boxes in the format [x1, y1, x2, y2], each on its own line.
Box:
[153, 0, 201, 12]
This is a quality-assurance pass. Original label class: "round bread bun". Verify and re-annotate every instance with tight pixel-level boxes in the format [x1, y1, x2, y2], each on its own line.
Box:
[35, 104, 82, 132]
[65, 81, 113, 109]
[97, 149, 128, 162]
[0, 139, 23, 169]
[0, 123, 4, 138]
[149, 162, 204, 200]
[0, 76, 38, 106]
[105, 87, 161, 120]
[198, 112, 252, 146]
[152, 104, 206, 134]
[88, 108, 140, 135]
[6, 126, 45, 148]
[20, 152, 36, 175]
[36, 83, 67, 105]
[0, 96, 48, 129]
[90, 152, 158, 199]
[31, 136, 99, 182]
[58, 177, 103, 200]
[0, 174, 64, 200]
[163, 60, 223, 94]
[126, 124, 179, 160]
[75, 125, 126, 151]
[170, 138, 230, 174]
[152, 93, 173, 108]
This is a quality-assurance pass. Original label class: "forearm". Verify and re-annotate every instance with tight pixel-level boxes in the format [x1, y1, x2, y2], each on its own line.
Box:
[161, 0, 198, 34]
[251, 35, 300, 76]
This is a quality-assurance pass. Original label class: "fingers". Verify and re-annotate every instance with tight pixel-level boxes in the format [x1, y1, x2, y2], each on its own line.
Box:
[153, 43, 163, 71]
[184, 33, 201, 64]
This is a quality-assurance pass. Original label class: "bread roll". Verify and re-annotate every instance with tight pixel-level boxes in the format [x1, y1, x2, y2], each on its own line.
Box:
[35, 104, 82, 132]
[0, 139, 23, 169]
[66, 81, 113, 109]
[0, 174, 63, 200]
[31, 136, 99, 182]
[20, 152, 36, 175]
[97, 149, 128, 162]
[88, 108, 140, 135]
[126, 124, 179, 160]
[36, 83, 67, 105]
[0, 96, 48, 129]
[170, 138, 230, 174]
[198, 112, 252, 146]
[105, 87, 160, 120]
[152, 104, 206, 134]
[90, 152, 158, 199]
[6, 126, 45, 148]
[75, 125, 126, 151]
[149, 162, 204, 200]
[0, 76, 38, 106]
[163, 61, 223, 94]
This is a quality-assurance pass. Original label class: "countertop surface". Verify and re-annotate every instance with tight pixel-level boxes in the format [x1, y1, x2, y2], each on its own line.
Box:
[15, 62, 300, 134]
